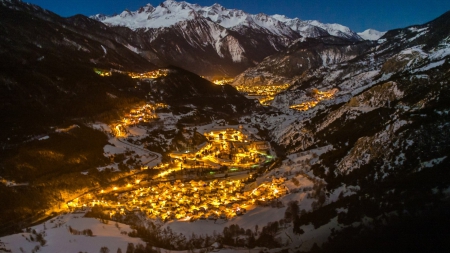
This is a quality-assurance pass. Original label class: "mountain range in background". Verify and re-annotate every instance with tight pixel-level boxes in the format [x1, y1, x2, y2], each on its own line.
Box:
[89, 0, 366, 76]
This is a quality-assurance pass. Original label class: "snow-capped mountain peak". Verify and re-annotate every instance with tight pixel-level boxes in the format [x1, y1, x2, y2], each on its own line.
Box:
[271, 14, 293, 23]
[137, 3, 155, 14]
[87, 1, 363, 76]
[272, 15, 361, 40]
[91, 0, 361, 41]
[357, 29, 386, 40]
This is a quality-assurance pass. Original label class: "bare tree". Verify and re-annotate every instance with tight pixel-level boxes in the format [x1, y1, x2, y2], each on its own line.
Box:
[100, 246, 110, 253]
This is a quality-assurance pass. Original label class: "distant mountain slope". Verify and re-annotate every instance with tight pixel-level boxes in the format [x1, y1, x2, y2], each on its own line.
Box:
[232, 36, 374, 87]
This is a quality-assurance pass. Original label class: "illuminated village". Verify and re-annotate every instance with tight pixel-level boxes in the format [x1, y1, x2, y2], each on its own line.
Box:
[235, 84, 290, 105]
[290, 88, 338, 111]
[67, 177, 287, 222]
[66, 125, 283, 222]
[56, 80, 281, 222]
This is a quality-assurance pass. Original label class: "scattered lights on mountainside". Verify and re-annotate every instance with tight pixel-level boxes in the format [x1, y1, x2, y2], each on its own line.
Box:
[290, 101, 320, 111]
[127, 69, 169, 79]
[290, 88, 338, 111]
[94, 68, 169, 79]
[236, 84, 290, 105]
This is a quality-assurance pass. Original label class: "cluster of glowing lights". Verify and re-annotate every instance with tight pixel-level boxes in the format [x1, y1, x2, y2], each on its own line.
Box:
[74, 177, 286, 221]
[93, 68, 112, 77]
[212, 78, 234, 85]
[168, 128, 272, 171]
[290, 88, 338, 111]
[112, 103, 167, 137]
[128, 69, 169, 79]
[94, 68, 168, 79]
[290, 101, 319, 111]
[258, 96, 276, 106]
[65, 125, 283, 222]
[235, 84, 290, 105]
[250, 178, 286, 203]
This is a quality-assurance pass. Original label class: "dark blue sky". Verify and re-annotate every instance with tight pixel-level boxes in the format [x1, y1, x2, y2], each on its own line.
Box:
[24, 0, 450, 32]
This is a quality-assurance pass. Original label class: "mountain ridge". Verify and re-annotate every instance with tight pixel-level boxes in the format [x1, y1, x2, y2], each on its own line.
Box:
[91, 0, 361, 41]
[88, 0, 362, 76]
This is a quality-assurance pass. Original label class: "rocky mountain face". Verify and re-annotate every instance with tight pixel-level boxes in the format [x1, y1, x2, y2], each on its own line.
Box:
[246, 10, 450, 250]
[91, 0, 362, 76]
[267, 10, 450, 173]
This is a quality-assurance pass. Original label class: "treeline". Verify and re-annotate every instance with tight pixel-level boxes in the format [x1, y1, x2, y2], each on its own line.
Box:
[0, 125, 124, 232]
[2, 125, 108, 182]
[86, 205, 287, 250]
[68, 226, 94, 236]
[128, 222, 283, 250]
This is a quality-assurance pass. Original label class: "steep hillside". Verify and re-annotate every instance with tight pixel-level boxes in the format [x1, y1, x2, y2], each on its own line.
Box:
[0, 0, 160, 143]
[139, 67, 259, 124]
[268, 10, 450, 172]
[244, 10, 450, 251]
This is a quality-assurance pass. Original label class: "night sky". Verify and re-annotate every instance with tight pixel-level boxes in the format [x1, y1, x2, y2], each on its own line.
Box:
[24, 0, 450, 32]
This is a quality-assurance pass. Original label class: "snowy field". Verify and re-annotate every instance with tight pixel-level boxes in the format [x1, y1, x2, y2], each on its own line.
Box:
[1, 213, 143, 253]
[90, 122, 162, 173]
[163, 205, 287, 237]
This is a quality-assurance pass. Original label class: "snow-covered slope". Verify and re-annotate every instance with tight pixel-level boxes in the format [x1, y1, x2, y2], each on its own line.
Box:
[0, 213, 144, 253]
[357, 29, 386, 40]
[261, 10, 450, 180]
